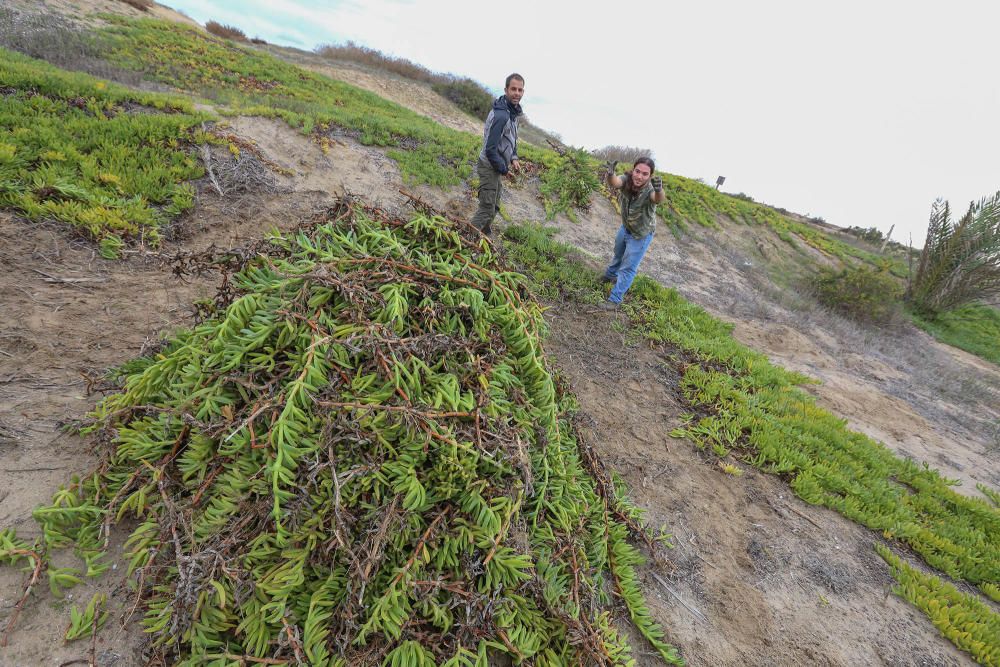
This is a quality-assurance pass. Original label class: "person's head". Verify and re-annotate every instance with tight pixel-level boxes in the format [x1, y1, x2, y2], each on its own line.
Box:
[630, 157, 655, 189]
[504, 73, 524, 105]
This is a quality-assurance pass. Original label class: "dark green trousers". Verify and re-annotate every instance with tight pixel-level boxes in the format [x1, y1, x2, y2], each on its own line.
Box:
[470, 156, 502, 231]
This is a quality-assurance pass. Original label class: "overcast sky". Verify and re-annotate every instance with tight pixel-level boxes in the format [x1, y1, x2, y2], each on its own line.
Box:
[162, 0, 999, 244]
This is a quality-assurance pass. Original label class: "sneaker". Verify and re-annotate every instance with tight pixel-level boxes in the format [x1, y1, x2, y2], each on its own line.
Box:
[600, 275, 615, 284]
[597, 301, 620, 311]
[482, 224, 493, 237]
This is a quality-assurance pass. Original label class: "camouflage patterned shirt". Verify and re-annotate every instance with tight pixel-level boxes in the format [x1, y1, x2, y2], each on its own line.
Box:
[617, 179, 657, 238]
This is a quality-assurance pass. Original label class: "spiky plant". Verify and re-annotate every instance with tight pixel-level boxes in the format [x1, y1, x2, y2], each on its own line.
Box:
[909, 191, 1000, 316]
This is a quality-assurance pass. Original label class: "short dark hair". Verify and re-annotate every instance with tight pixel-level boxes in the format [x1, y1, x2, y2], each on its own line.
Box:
[633, 156, 655, 172]
[505, 73, 524, 88]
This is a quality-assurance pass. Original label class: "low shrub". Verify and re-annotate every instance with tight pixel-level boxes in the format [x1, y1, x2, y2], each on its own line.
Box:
[810, 265, 903, 324]
[431, 76, 492, 119]
[315, 41, 434, 82]
[315, 42, 501, 123]
[591, 145, 654, 164]
[1, 8, 91, 70]
[0, 8, 143, 85]
[539, 147, 601, 222]
[99, 17, 481, 186]
[115, 0, 153, 11]
[205, 20, 247, 41]
[845, 225, 885, 244]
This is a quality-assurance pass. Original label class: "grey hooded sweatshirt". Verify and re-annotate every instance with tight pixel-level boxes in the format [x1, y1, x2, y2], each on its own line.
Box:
[479, 95, 522, 174]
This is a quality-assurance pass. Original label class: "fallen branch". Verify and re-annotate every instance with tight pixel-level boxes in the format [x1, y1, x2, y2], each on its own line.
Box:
[30, 268, 107, 286]
[0, 548, 45, 647]
[785, 503, 822, 529]
[651, 572, 707, 623]
[199, 141, 225, 197]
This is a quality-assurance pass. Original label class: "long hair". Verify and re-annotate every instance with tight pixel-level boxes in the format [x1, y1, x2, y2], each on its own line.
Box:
[633, 156, 655, 172]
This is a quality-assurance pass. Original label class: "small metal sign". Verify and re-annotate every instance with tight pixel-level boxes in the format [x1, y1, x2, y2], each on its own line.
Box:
[715, 176, 726, 189]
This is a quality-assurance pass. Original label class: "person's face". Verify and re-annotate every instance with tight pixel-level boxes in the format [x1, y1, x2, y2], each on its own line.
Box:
[630, 164, 652, 189]
[505, 78, 524, 105]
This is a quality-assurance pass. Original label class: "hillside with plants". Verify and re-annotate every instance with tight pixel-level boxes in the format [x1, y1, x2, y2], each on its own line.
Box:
[0, 2, 998, 666]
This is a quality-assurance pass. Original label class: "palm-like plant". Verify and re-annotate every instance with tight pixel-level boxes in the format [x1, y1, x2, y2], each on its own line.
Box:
[908, 191, 1000, 315]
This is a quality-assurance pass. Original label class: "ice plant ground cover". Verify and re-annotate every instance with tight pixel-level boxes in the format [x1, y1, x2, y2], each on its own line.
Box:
[0, 47, 206, 256]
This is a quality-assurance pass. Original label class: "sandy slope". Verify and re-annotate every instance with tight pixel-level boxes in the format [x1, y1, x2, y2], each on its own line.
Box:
[543, 190, 1000, 497]
[6, 0, 198, 28]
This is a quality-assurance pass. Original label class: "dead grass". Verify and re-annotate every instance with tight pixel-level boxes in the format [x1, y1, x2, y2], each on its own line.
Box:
[0, 7, 144, 86]
[591, 145, 655, 163]
[205, 20, 247, 42]
[197, 143, 283, 219]
[114, 0, 153, 11]
[316, 41, 435, 83]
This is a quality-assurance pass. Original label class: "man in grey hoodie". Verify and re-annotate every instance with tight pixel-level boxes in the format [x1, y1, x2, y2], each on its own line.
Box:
[470, 73, 524, 235]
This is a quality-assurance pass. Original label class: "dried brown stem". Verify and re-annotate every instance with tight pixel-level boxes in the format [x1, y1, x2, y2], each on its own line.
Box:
[280, 616, 305, 664]
[215, 655, 290, 666]
[88, 605, 99, 667]
[390, 510, 447, 588]
[317, 400, 472, 420]
[191, 460, 228, 507]
[0, 548, 44, 647]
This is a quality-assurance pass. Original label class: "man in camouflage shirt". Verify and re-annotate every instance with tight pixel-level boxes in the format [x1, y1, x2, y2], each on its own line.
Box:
[600, 156, 665, 308]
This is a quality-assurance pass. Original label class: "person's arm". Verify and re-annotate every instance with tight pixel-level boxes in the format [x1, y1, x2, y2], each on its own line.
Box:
[603, 161, 625, 189]
[483, 110, 510, 174]
[650, 175, 665, 203]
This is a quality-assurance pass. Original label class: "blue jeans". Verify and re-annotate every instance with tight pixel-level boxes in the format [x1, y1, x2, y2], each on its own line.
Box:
[604, 225, 653, 304]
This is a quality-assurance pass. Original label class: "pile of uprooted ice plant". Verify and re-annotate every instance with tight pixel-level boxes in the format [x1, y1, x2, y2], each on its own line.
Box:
[2, 200, 682, 666]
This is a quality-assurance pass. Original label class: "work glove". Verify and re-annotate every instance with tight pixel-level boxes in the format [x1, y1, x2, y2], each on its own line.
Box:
[603, 160, 618, 178]
[651, 175, 663, 192]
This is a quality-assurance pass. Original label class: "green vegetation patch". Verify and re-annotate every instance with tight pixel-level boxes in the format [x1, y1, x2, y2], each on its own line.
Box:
[538, 147, 601, 222]
[654, 172, 907, 275]
[0, 48, 206, 253]
[430, 77, 493, 120]
[810, 265, 903, 324]
[502, 222, 1000, 658]
[877, 544, 1000, 666]
[1, 204, 682, 666]
[979, 483, 1000, 508]
[98, 17, 481, 187]
[657, 173, 804, 238]
[911, 304, 1000, 366]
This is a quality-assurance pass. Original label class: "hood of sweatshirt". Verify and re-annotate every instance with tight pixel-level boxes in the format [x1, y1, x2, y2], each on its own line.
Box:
[496, 95, 522, 117]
